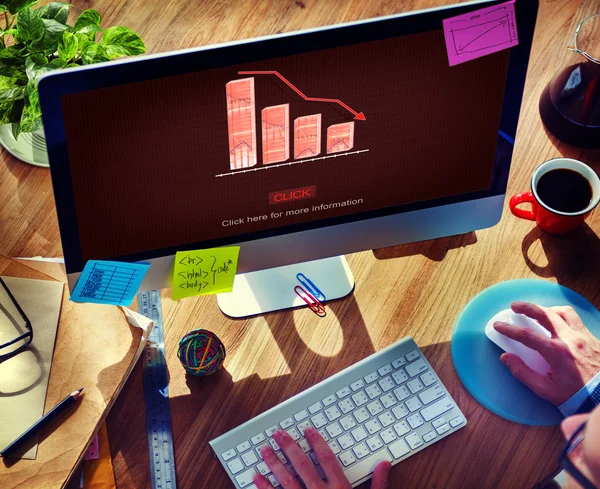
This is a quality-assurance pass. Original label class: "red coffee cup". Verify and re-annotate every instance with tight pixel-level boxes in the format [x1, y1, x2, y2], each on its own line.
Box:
[509, 158, 600, 234]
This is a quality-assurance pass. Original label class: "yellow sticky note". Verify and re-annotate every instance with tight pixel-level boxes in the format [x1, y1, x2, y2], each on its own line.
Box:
[172, 247, 240, 300]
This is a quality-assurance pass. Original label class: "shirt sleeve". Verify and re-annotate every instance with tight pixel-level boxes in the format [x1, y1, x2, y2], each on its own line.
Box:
[558, 371, 600, 417]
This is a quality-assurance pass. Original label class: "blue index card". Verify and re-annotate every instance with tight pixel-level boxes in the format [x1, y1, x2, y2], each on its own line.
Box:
[70, 260, 150, 306]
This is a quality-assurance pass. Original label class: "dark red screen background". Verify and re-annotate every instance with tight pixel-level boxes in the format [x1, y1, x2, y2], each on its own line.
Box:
[61, 30, 510, 262]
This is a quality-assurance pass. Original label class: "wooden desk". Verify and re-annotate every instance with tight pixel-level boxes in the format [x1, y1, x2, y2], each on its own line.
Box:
[1, 0, 599, 488]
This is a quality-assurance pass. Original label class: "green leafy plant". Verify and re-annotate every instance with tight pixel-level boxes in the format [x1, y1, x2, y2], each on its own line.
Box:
[0, 1, 145, 138]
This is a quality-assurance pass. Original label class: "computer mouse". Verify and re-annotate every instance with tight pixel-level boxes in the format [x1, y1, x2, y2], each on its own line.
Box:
[485, 309, 552, 375]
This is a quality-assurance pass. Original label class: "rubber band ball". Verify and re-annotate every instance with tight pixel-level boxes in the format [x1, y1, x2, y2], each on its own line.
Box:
[177, 329, 226, 376]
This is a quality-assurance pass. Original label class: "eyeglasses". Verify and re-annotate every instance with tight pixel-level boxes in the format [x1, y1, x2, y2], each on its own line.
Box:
[560, 421, 597, 489]
[0, 277, 33, 362]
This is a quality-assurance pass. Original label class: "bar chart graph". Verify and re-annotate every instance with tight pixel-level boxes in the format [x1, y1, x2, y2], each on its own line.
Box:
[223, 73, 367, 176]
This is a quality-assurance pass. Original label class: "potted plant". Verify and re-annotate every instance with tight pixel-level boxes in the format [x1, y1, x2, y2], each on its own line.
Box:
[0, 1, 145, 166]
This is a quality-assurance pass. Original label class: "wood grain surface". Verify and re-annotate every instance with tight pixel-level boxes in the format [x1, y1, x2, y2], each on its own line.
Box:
[1, 0, 599, 489]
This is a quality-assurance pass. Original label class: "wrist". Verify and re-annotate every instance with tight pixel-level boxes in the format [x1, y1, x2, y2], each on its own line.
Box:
[559, 371, 600, 417]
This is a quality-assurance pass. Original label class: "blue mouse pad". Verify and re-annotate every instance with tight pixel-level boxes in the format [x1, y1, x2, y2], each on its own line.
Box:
[451, 279, 600, 426]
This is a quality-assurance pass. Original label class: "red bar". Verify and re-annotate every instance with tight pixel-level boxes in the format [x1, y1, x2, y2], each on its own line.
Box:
[294, 114, 321, 159]
[262, 104, 289, 164]
[226, 78, 257, 170]
[326, 121, 354, 154]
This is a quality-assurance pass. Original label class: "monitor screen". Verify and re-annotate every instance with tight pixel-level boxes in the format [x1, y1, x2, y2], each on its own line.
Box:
[59, 29, 509, 264]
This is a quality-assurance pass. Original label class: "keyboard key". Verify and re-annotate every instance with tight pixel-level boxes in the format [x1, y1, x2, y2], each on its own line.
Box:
[380, 428, 397, 444]
[352, 391, 369, 406]
[222, 448, 236, 461]
[353, 442, 370, 459]
[405, 432, 424, 450]
[325, 406, 342, 421]
[405, 358, 427, 377]
[378, 364, 393, 376]
[344, 450, 394, 484]
[366, 435, 384, 451]
[242, 450, 258, 466]
[364, 371, 379, 383]
[351, 426, 369, 442]
[405, 397, 423, 412]
[392, 369, 408, 385]
[236, 441, 251, 453]
[393, 386, 410, 401]
[308, 402, 323, 414]
[407, 413, 424, 429]
[336, 386, 352, 399]
[366, 400, 384, 416]
[269, 438, 280, 451]
[286, 427, 300, 441]
[256, 461, 271, 475]
[326, 421, 343, 438]
[365, 419, 382, 434]
[380, 393, 397, 409]
[322, 394, 337, 406]
[378, 376, 395, 392]
[227, 457, 244, 474]
[268, 473, 281, 487]
[419, 384, 445, 405]
[432, 417, 446, 429]
[297, 420, 312, 435]
[328, 440, 341, 454]
[338, 398, 355, 414]
[406, 350, 419, 362]
[310, 452, 319, 464]
[366, 384, 382, 399]
[339, 450, 357, 467]
[423, 431, 437, 442]
[420, 371, 436, 386]
[235, 468, 256, 487]
[350, 379, 365, 391]
[420, 397, 454, 421]
[256, 443, 269, 460]
[318, 429, 329, 441]
[338, 433, 355, 450]
[265, 426, 278, 438]
[393, 420, 410, 437]
[407, 378, 424, 394]
[353, 407, 370, 424]
[311, 413, 328, 429]
[340, 415, 357, 431]
[280, 418, 294, 430]
[436, 423, 451, 435]
[276, 452, 288, 464]
[378, 411, 395, 427]
[388, 439, 411, 459]
[298, 439, 311, 453]
[294, 410, 309, 422]
[450, 416, 464, 428]
[392, 404, 408, 420]
[392, 356, 406, 369]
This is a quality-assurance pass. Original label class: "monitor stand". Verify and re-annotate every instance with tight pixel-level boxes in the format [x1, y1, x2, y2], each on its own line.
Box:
[216, 256, 355, 318]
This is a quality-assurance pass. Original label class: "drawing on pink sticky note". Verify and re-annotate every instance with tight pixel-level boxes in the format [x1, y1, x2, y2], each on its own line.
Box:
[443, 0, 519, 67]
[84, 433, 99, 460]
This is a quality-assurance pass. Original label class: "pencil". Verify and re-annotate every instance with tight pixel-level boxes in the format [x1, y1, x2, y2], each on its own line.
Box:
[0, 388, 84, 458]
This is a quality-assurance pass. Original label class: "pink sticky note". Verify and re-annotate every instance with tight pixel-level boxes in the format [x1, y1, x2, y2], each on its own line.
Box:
[443, 0, 519, 67]
[84, 434, 100, 460]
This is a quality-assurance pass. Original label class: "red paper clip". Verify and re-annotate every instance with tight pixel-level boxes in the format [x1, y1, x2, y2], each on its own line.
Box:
[294, 285, 326, 317]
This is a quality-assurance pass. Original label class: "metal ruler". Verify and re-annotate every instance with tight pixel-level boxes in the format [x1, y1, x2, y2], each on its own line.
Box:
[138, 290, 177, 489]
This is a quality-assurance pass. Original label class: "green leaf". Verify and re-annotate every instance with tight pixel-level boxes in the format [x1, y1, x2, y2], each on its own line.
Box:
[73, 9, 101, 31]
[3, 0, 39, 15]
[15, 7, 45, 43]
[0, 46, 26, 65]
[0, 83, 25, 102]
[0, 62, 27, 82]
[25, 54, 52, 83]
[80, 42, 109, 64]
[35, 2, 70, 24]
[38, 18, 69, 53]
[100, 26, 145, 59]
[74, 32, 91, 51]
[75, 23, 102, 41]
[58, 30, 77, 62]
[12, 120, 20, 139]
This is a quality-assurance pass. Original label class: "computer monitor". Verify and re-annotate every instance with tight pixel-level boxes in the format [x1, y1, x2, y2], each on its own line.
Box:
[39, 0, 538, 316]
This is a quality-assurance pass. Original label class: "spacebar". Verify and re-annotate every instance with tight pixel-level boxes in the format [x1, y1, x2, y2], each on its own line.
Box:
[344, 449, 394, 485]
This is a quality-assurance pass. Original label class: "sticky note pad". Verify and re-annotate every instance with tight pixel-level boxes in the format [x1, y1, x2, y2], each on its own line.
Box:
[443, 0, 518, 67]
[70, 260, 150, 306]
[172, 247, 240, 300]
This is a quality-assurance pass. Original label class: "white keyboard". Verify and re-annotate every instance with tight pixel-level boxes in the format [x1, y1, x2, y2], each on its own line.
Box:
[210, 336, 466, 488]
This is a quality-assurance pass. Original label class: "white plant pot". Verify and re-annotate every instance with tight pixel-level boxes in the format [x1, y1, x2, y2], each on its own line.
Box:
[0, 124, 49, 167]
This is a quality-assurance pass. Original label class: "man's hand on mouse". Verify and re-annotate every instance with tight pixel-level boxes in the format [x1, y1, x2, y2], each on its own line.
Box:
[493, 301, 600, 405]
[253, 427, 391, 489]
